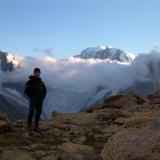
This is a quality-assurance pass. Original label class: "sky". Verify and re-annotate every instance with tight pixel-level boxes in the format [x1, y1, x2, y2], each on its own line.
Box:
[0, 0, 160, 58]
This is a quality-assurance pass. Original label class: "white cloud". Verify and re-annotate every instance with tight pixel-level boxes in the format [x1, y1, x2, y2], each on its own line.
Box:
[0, 50, 159, 93]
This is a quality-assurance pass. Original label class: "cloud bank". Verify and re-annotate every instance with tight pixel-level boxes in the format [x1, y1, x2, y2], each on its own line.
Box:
[1, 50, 160, 93]
[1, 50, 160, 118]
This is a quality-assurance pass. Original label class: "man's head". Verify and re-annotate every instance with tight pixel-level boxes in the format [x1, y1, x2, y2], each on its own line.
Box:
[33, 68, 41, 78]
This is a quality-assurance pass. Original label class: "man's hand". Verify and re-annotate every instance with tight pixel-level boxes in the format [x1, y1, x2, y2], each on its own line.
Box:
[42, 97, 45, 102]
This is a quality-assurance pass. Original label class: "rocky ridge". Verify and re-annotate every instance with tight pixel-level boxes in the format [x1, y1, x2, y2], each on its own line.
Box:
[1, 91, 160, 159]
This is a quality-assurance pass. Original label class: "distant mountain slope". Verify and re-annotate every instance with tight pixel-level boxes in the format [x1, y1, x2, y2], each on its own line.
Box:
[0, 81, 28, 120]
[0, 93, 27, 120]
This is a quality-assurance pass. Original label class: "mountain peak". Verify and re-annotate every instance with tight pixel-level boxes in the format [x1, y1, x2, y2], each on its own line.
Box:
[74, 45, 135, 63]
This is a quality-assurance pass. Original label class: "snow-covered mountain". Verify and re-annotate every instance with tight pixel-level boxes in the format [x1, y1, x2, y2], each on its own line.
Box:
[0, 46, 134, 73]
[74, 45, 135, 63]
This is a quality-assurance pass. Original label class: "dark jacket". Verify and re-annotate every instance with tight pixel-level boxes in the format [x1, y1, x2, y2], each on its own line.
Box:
[24, 75, 46, 99]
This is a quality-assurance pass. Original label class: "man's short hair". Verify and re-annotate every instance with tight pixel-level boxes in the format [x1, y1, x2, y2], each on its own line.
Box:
[34, 68, 41, 73]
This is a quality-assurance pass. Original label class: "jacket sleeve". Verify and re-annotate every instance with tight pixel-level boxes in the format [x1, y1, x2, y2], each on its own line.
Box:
[24, 80, 31, 97]
[42, 81, 47, 98]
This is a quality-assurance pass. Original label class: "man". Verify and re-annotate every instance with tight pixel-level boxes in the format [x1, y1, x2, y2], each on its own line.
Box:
[24, 68, 46, 135]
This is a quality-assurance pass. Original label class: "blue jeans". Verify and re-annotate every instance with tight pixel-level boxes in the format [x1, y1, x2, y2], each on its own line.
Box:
[27, 97, 43, 128]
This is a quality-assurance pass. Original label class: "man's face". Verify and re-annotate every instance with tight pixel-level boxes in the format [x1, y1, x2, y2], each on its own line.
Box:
[34, 71, 41, 78]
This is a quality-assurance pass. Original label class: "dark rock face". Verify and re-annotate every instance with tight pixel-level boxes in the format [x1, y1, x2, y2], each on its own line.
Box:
[0, 51, 14, 72]
[120, 80, 157, 97]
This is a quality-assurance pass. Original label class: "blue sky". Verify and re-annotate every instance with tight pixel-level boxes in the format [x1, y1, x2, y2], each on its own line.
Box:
[0, 0, 160, 58]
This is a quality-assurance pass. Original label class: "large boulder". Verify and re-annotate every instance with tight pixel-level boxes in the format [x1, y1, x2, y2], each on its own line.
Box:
[0, 112, 13, 133]
[58, 141, 100, 160]
[52, 112, 98, 126]
[103, 93, 145, 109]
[101, 111, 160, 160]
[0, 148, 35, 160]
[147, 90, 160, 104]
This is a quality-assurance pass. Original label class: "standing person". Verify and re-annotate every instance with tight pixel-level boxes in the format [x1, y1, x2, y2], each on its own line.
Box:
[24, 68, 47, 135]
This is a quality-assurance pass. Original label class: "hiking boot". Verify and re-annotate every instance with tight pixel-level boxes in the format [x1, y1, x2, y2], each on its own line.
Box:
[33, 127, 42, 133]
[34, 121, 42, 133]
[28, 127, 33, 136]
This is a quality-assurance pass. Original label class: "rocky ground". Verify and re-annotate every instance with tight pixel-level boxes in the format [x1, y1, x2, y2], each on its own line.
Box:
[1, 91, 160, 160]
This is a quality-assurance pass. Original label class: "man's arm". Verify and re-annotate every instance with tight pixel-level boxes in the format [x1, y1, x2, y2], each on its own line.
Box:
[42, 81, 47, 98]
[24, 80, 31, 98]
